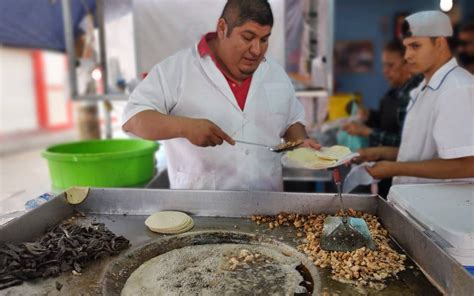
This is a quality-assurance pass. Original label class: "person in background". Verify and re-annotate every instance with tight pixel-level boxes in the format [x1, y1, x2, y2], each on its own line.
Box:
[343, 40, 423, 148]
[122, 0, 320, 191]
[356, 11, 474, 186]
[457, 21, 474, 74]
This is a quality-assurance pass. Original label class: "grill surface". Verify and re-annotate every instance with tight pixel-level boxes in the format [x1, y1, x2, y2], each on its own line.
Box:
[109, 231, 318, 295]
[0, 188, 470, 295]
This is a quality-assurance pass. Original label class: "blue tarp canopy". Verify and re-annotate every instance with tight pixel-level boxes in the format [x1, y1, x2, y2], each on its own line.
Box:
[0, 0, 96, 52]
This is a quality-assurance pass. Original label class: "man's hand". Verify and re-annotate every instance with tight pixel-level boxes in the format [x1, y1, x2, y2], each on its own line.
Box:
[283, 123, 320, 150]
[353, 148, 381, 164]
[354, 147, 399, 163]
[342, 122, 372, 137]
[183, 119, 235, 147]
[366, 161, 398, 179]
[357, 107, 370, 122]
[353, 147, 384, 163]
[299, 138, 321, 150]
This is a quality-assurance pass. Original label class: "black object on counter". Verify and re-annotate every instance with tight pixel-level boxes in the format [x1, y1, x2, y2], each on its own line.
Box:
[0, 221, 130, 290]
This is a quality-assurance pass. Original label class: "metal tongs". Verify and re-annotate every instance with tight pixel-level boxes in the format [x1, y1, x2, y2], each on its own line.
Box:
[320, 166, 376, 252]
[234, 140, 303, 153]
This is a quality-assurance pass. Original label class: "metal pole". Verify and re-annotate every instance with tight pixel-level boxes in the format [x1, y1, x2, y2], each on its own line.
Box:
[96, 0, 109, 94]
[96, 0, 113, 138]
[326, 0, 335, 96]
[104, 100, 113, 139]
[308, 0, 318, 60]
[61, 0, 78, 99]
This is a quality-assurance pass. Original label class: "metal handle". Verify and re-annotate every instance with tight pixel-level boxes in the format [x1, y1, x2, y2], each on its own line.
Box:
[234, 140, 269, 149]
[332, 168, 342, 183]
[332, 168, 345, 215]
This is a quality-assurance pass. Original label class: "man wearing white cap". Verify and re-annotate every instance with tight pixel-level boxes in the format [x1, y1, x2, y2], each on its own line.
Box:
[357, 10, 474, 184]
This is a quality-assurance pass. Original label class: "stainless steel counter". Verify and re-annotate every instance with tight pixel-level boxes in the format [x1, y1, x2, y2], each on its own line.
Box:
[283, 167, 332, 182]
[0, 189, 472, 295]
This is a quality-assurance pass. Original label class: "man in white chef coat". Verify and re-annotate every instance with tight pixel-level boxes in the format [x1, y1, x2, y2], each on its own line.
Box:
[357, 11, 474, 184]
[122, 0, 319, 191]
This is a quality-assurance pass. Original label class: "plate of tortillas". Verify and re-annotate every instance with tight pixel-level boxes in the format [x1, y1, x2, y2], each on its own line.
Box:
[281, 145, 359, 170]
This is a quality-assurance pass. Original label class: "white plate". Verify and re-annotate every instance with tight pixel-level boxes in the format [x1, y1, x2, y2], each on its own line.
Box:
[281, 152, 360, 170]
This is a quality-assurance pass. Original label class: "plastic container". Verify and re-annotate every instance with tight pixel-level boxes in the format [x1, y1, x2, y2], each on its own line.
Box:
[42, 139, 158, 192]
[25, 193, 54, 210]
[326, 93, 362, 121]
[311, 56, 327, 88]
[388, 183, 474, 275]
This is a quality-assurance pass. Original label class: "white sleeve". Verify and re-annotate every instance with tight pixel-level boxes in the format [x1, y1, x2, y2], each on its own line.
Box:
[433, 84, 474, 159]
[286, 92, 306, 129]
[122, 64, 176, 126]
[283, 73, 305, 131]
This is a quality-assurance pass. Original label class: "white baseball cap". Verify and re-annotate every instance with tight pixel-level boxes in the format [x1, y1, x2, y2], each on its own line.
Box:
[402, 11, 453, 38]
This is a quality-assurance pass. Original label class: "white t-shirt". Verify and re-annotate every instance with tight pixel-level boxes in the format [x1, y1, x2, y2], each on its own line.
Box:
[394, 58, 474, 184]
[123, 43, 305, 191]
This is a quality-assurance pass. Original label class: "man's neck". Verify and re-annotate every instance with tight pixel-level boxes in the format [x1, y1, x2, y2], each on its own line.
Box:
[424, 54, 453, 83]
[209, 39, 244, 84]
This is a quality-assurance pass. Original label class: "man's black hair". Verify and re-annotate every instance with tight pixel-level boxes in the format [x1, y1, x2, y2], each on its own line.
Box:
[220, 0, 273, 36]
[384, 40, 405, 56]
[401, 20, 412, 39]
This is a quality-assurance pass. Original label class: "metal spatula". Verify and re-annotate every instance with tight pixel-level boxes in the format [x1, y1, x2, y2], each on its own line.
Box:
[235, 140, 303, 153]
[320, 167, 376, 252]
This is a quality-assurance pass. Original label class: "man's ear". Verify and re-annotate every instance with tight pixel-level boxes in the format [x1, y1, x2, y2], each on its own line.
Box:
[217, 18, 227, 39]
[435, 37, 447, 50]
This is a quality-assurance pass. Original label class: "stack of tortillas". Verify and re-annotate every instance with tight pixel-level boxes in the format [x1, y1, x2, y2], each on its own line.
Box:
[286, 145, 352, 169]
[315, 145, 352, 161]
[145, 211, 194, 234]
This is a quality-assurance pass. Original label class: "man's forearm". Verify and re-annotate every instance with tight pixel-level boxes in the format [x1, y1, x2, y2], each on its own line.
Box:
[392, 157, 474, 179]
[123, 110, 190, 140]
[380, 147, 399, 161]
[283, 122, 308, 142]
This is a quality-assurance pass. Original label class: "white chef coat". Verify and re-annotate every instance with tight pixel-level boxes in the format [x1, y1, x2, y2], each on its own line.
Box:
[394, 58, 474, 185]
[122, 42, 305, 191]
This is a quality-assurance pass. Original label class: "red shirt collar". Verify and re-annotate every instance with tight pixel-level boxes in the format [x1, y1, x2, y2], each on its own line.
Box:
[197, 32, 217, 57]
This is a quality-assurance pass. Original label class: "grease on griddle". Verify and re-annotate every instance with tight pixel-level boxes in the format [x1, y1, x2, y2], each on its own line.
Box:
[0, 221, 130, 290]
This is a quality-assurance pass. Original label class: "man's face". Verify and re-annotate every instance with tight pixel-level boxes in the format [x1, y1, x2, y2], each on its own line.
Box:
[403, 37, 438, 74]
[382, 50, 408, 87]
[217, 20, 272, 81]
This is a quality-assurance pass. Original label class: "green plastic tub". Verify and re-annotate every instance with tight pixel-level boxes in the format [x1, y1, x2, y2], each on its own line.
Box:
[42, 139, 159, 192]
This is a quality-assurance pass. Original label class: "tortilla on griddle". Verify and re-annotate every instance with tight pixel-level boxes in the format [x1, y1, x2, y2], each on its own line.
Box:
[145, 211, 194, 234]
